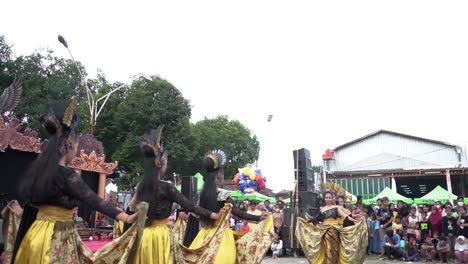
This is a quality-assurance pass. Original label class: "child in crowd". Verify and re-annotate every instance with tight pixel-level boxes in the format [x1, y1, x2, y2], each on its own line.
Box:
[414, 223, 422, 243]
[455, 236, 468, 264]
[421, 236, 436, 262]
[271, 233, 283, 259]
[437, 236, 450, 263]
[419, 212, 431, 240]
[406, 236, 421, 261]
[399, 235, 407, 261]
[368, 213, 381, 255]
[240, 219, 250, 232]
[392, 216, 404, 237]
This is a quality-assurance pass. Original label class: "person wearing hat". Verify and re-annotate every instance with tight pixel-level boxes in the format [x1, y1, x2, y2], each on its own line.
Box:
[455, 235, 468, 263]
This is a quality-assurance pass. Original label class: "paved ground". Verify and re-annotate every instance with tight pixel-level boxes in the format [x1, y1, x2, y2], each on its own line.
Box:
[261, 255, 422, 264]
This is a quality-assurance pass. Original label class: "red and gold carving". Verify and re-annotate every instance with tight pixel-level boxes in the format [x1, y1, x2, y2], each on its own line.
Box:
[69, 149, 118, 175]
[0, 115, 42, 153]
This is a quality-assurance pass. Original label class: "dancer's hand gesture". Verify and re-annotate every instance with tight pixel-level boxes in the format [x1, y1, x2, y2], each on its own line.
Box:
[8, 200, 23, 218]
[117, 212, 139, 224]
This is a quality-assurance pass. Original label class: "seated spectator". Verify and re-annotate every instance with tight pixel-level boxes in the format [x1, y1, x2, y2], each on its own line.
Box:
[272, 205, 284, 235]
[271, 233, 283, 259]
[421, 236, 436, 262]
[399, 235, 407, 261]
[381, 229, 402, 260]
[406, 236, 421, 261]
[436, 236, 450, 262]
[455, 236, 468, 264]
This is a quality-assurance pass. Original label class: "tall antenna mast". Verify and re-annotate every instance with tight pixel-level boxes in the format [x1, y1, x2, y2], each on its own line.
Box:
[58, 35, 125, 134]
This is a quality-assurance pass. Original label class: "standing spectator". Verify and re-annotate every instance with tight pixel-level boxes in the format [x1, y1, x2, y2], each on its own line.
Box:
[272, 205, 284, 235]
[419, 212, 431, 239]
[264, 200, 271, 212]
[406, 236, 421, 261]
[454, 197, 465, 214]
[429, 205, 443, 236]
[271, 233, 283, 259]
[457, 206, 468, 238]
[247, 200, 262, 229]
[397, 200, 409, 218]
[356, 195, 364, 208]
[441, 205, 458, 257]
[381, 229, 402, 260]
[377, 197, 394, 256]
[423, 204, 432, 218]
[377, 198, 383, 209]
[406, 207, 419, 239]
[417, 205, 424, 220]
[392, 216, 404, 237]
[414, 224, 422, 243]
[238, 202, 247, 212]
[368, 213, 381, 255]
[455, 236, 468, 263]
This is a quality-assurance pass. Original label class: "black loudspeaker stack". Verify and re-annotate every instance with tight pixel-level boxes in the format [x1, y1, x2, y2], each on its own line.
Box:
[293, 148, 314, 192]
[181, 175, 198, 203]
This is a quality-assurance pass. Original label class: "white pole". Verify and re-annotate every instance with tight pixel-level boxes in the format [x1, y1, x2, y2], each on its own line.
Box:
[446, 169, 454, 205]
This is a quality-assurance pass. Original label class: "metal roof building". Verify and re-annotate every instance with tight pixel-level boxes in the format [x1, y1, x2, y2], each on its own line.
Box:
[323, 130, 468, 199]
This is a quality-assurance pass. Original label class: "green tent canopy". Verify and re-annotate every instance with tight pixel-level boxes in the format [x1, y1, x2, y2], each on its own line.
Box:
[229, 190, 276, 204]
[414, 185, 457, 204]
[363, 187, 413, 205]
[175, 172, 204, 193]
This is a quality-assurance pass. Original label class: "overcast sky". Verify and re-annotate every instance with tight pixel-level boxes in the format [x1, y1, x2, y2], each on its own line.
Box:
[2, 1, 468, 192]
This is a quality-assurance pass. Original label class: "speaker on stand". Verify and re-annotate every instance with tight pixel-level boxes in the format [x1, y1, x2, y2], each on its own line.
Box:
[181, 175, 198, 204]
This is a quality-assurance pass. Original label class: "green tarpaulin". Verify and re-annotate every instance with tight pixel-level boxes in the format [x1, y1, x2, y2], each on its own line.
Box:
[229, 190, 276, 204]
[363, 187, 413, 205]
[414, 185, 457, 204]
[176, 173, 276, 204]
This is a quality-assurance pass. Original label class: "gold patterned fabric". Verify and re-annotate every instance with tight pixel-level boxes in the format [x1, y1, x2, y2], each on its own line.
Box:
[172, 217, 187, 244]
[11, 203, 148, 264]
[177, 204, 274, 264]
[1, 205, 21, 264]
[296, 217, 368, 264]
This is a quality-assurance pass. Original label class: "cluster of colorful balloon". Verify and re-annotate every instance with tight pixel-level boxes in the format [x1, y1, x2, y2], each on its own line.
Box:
[232, 165, 266, 194]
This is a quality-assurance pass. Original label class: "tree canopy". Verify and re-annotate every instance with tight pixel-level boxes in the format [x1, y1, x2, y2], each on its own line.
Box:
[0, 35, 260, 190]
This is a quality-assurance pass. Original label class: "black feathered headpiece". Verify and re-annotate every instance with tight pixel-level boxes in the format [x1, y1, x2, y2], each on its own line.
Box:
[141, 125, 168, 168]
[43, 98, 78, 155]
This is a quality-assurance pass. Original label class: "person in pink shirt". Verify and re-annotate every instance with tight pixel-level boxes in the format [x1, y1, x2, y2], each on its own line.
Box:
[240, 219, 251, 232]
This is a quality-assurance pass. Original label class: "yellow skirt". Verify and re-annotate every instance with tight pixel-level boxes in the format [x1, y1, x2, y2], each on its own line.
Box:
[14, 205, 94, 264]
[134, 219, 173, 264]
[190, 226, 236, 264]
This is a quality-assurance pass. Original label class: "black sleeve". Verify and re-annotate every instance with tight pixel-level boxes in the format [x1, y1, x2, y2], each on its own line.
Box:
[226, 196, 261, 221]
[166, 183, 213, 219]
[441, 217, 447, 235]
[63, 170, 121, 219]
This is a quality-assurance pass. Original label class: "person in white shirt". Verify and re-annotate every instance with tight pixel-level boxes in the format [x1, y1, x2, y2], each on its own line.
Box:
[271, 233, 283, 259]
[455, 236, 468, 263]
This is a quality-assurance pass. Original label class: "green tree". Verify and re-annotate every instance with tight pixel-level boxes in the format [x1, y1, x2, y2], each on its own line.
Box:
[186, 115, 260, 179]
[0, 35, 85, 133]
[96, 75, 194, 190]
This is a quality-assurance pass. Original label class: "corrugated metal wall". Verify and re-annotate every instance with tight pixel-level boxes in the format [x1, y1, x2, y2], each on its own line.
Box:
[329, 133, 463, 172]
[330, 178, 390, 200]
